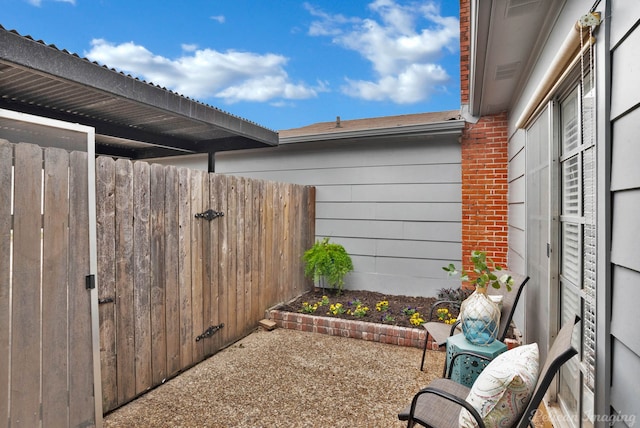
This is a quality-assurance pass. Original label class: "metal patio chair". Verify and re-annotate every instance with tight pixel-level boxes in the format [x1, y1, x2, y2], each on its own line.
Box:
[399, 315, 580, 428]
[420, 271, 529, 374]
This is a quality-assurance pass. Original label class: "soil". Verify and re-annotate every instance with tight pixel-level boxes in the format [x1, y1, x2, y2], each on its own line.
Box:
[276, 288, 458, 329]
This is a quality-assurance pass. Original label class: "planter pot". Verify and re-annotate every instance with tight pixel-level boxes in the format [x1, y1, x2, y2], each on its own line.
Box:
[459, 286, 501, 345]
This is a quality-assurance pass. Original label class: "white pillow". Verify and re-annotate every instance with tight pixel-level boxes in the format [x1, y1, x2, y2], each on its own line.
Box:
[459, 343, 539, 428]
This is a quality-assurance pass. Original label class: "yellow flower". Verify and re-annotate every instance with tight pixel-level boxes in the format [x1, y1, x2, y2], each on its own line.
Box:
[410, 312, 425, 326]
[376, 300, 389, 311]
[328, 303, 346, 315]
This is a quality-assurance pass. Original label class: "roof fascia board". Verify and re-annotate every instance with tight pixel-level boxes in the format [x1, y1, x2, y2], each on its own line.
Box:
[0, 28, 278, 146]
[278, 120, 466, 144]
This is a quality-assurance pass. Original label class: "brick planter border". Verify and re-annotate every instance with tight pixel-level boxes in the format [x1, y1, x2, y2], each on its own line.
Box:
[268, 309, 443, 351]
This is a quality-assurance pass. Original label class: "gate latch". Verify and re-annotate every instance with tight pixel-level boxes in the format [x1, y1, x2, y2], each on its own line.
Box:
[195, 323, 225, 342]
[195, 209, 224, 221]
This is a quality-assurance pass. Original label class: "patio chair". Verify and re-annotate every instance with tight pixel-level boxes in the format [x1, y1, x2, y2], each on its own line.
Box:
[420, 271, 529, 373]
[399, 315, 580, 428]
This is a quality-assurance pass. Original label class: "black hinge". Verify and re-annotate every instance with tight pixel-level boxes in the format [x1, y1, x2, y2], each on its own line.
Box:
[547, 243, 551, 258]
[194, 209, 224, 221]
[99, 297, 114, 304]
[195, 323, 225, 342]
[85, 274, 95, 290]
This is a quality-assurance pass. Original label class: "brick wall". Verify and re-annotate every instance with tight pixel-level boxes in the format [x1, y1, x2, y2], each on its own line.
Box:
[460, 0, 470, 105]
[461, 113, 509, 276]
[459, 0, 509, 278]
[268, 309, 434, 349]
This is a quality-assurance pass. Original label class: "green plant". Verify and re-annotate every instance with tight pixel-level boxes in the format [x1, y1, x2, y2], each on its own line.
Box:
[349, 304, 369, 318]
[327, 303, 346, 316]
[382, 313, 396, 324]
[442, 250, 514, 291]
[436, 308, 457, 325]
[303, 237, 354, 294]
[300, 295, 330, 314]
[299, 302, 318, 314]
[402, 307, 417, 316]
[409, 312, 425, 326]
[349, 298, 363, 307]
[436, 287, 474, 303]
[375, 300, 389, 312]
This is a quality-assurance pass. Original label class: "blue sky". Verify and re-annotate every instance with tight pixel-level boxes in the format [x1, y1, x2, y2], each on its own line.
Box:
[3, 0, 460, 131]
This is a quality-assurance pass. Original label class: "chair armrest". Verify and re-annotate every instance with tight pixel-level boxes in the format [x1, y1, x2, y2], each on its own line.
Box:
[445, 351, 493, 379]
[448, 319, 461, 336]
[408, 386, 486, 428]
[428, 300, 461, 321]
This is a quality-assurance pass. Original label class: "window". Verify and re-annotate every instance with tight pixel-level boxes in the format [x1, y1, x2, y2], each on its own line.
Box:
[557, 74, 596, 428]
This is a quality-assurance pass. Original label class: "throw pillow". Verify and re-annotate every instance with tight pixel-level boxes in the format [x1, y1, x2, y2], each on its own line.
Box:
[459, 343, 539, 428]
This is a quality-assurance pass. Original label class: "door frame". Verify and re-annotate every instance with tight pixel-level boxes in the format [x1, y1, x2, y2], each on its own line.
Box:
[0, 108, 103, 426]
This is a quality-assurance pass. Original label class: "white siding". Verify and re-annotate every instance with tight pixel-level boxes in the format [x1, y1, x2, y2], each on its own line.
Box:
[508, 129, 526, 329]
[610, 4, 640, 420]
[216, 137, 461, 297]
[507, 129, 526, 272]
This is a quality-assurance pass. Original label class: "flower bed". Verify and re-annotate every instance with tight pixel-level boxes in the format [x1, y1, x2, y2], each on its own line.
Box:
[268, 289, 448, 350]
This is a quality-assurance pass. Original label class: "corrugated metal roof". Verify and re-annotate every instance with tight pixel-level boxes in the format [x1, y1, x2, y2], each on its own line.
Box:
[0, 25, 278, 158]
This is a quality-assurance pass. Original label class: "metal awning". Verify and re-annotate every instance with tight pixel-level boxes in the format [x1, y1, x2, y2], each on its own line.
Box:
[0, 25, 278, 159]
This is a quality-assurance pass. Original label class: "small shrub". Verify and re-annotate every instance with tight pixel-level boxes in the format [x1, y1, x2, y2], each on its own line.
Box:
[303, 237, 354, 294]
[436, 287, 474, 304]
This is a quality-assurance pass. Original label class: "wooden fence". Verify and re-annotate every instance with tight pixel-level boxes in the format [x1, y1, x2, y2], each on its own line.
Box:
[0, 141, 97, 427]
[96, 157, 315, 412]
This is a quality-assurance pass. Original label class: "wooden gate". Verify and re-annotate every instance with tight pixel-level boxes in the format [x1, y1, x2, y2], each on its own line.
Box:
[0, 140, 99, 427]
[96, 158, 314, 413]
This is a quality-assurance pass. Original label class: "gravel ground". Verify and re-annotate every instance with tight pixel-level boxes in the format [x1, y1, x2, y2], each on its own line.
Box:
[103, 327, 445, 428]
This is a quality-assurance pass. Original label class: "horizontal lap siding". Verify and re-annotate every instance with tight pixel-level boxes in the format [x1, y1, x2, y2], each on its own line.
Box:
[507, 129, 526, 275]
[216, 138, 462, 297]
[506, 129, 527, 332]
[610, 337, 640, 424]
[609, 4, 640, 420]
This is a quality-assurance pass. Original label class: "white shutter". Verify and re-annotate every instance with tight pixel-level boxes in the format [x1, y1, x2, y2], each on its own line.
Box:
[558, 72, 597, 421]
[582, 145, 596, 391]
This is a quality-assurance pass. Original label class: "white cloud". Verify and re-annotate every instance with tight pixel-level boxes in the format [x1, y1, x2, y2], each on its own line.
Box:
[343, 63, 448, 103]
[307, 0, 458, 103]
[181, 44, 198, 52]
[210, 15, 225, 24]
[304, 3, 359, 36]
[85, 39, 320, 103]
[216, 76, 318, 103]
